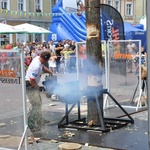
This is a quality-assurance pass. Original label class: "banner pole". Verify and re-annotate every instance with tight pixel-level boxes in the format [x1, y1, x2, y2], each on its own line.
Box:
[146, 0, 150, 148]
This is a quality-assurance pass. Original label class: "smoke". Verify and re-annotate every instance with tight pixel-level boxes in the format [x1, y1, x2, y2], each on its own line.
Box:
[44, 79, 81, 103]
[43, 51, 104, 103]
[43, 73, 103, 103]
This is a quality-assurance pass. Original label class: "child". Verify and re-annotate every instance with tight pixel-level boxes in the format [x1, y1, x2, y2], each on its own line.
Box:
[48, 52, 57, 73]
[31, 49, 36, 59]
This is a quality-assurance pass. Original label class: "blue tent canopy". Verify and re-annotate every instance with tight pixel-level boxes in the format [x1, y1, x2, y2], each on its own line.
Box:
[124, 22, 146, 47]
[49, 1, 125, 42]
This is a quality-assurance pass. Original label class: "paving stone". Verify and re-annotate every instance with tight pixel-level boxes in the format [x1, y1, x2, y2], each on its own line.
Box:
[58, 142, 82, 150]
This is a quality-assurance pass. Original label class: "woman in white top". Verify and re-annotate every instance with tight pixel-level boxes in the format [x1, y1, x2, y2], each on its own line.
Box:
[48, 52, 57, 73]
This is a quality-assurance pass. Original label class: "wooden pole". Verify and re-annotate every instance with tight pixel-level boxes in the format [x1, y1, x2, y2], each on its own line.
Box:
[85, 0, 103, 126]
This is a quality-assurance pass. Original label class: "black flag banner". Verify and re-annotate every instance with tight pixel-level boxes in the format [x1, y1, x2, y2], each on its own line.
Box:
[101, 4, 126, 76]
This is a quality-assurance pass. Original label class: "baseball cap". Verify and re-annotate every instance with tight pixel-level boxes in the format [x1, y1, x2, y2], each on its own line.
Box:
[40, 51, 50, 60]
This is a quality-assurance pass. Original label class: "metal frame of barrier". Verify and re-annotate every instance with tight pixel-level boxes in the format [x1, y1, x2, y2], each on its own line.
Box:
[103, 40, 147, 111]
[75, 40, 147, 111]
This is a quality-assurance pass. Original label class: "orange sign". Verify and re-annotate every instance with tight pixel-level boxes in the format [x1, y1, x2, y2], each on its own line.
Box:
[0, 70, 16, 78]
[114, 53, 133, 59]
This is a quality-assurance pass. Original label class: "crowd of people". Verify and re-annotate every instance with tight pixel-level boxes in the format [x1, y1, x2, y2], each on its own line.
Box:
[0, 39, 77, 75]
[0, 39, 147, 77]
[0, 39, 78, 132]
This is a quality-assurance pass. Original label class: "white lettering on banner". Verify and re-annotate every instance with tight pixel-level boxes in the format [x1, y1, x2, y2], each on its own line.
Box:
[105, 19, 114, 57]
[106, 20, 114, 41]
[135, 32, 144, 35]
[65, 7, 76, 12]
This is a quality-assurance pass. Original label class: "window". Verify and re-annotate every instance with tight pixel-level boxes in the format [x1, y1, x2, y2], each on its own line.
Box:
[1, 0, 7, 9]
[108, 0, 112, 6]
[18, 0, 24, 11]
[126, 3, 133, 16]
[51, 0, 57, 7]
[115, 0, 120, 12]
[35, 0, 42, 12]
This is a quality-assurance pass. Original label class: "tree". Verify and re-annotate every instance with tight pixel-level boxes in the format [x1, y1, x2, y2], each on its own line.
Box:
[84, 0, 103, 126]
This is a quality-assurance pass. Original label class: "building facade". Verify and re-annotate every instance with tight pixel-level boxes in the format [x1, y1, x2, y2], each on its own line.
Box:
[0, 0, 58, 44]
[101, 0, 146, 24]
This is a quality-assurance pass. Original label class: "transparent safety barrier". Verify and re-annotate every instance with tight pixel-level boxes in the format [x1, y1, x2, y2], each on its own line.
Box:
[76, 40, 146, 111]
[0, 49, 27, 149]
[105, 40, 146, 111]
[76, 41, 107, 90]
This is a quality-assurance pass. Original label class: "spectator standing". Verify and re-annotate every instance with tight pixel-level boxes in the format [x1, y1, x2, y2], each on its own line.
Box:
[24, 54, 32, 71]
[0, 51, 8, 70]
[29, 41, 36, 56]
[64, 39, 69, 49]
[13, 42, 21, 76]
[44, 44, 50, 52]
[42, 40, 47, 48]
[134, 46, 146, 74]
[6, 43, 15, 70]
[23, 42, 30, 56]
[49, 40, 55, 54]
[126, 40, 137, 73]
[55, 40, 64, 73]
[69, 40, 76, 72]
[35, 44, 43, 56]
[60, 45, 74, 74]
[48, 52, 57, 73]
[31, 49, 36, 59]
[59, 53, 65, 74]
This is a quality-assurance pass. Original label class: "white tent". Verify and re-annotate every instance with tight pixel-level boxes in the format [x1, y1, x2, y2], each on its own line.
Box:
[0, 23, 24, 44]
[0, 23, 22, 34]
[14, 23, 52, 34]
